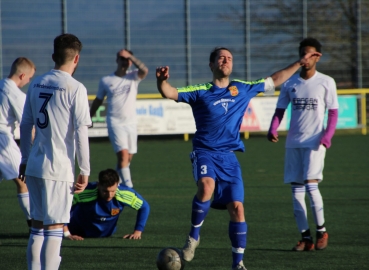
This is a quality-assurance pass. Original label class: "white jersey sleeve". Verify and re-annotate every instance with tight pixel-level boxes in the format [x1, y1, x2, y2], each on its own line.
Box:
[324, 77, 339, 110]
[0, 79, 26, 135]
[20, 87, 34, 164]
[75, 125, 90, 176]
[96, 78, 107, 100]
[276, 81, 291, 109]
[73, 84, 92, 129]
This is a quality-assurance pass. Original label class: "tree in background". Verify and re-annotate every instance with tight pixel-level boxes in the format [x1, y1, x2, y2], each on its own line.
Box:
[221, 0, 368, 88]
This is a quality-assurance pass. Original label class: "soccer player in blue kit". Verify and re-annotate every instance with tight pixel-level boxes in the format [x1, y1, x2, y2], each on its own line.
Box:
[63, 169, 150, 240]
[156, 47, 321, 270]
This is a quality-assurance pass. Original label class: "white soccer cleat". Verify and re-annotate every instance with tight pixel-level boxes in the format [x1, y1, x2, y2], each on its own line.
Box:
[232, 260, 247, 270]
[182, 235, 200, 262]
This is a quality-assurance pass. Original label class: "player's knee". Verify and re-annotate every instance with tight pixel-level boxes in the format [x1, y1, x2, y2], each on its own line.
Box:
[197, 179, 214, 201]
[227, 202, 245, 222]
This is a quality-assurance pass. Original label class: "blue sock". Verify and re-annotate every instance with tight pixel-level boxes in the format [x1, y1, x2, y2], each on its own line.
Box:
[189, 196, 210, 241]
[229, 221, 247, 268]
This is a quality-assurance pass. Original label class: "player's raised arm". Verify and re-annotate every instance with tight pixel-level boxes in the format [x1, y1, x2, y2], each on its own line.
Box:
[269, 51, 322, 87]
[156, 66, 178, 101]
[120, 50, 148, 80]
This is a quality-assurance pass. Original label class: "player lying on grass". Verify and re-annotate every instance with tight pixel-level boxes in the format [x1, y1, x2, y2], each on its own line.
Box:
[63, 168, 150, 240]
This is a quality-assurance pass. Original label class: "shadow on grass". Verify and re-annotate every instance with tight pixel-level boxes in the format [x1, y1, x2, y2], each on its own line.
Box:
[0, 233, 29, 239]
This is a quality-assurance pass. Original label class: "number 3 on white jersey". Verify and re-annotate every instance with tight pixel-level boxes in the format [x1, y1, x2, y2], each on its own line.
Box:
[200, 165, 207, 175]
[37, 92, 53, 129]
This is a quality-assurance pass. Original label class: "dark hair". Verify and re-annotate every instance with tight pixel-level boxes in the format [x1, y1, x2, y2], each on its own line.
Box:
[98, 169, 120, 187]
[299, 37, 322, 54]
[209, 47, 232, 63]
[10, 57, 36, 76]
[53, 33, 82, 66]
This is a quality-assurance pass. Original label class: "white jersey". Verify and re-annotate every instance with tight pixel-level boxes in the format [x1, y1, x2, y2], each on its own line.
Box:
[21, 69, 91, 182]
[0, 78, 26, 136]
[277, 71, 339, 149]
[96, 70, 141, 127]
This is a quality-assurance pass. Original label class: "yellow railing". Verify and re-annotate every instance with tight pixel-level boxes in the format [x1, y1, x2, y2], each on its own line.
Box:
[88, 88, 369, 141]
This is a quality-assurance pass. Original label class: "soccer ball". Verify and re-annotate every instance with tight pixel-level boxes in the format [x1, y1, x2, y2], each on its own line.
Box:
[156, 247, 185, 270]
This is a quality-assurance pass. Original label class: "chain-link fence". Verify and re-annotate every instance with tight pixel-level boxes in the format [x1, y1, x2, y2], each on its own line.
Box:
[0, 0, 368, 94]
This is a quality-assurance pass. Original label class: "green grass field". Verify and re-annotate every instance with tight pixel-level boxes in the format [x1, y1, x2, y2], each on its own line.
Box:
[0, 134, 368, 269]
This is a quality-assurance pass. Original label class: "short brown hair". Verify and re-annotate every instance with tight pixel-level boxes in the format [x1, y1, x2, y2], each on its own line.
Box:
[209, 47, 232, 63]
[98, 169, 120, 188]
[53, 33, 82, 66]
[9, 57, 36, 76]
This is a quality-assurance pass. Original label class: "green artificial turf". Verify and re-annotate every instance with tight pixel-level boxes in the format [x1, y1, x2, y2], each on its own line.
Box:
[0, 134, 368, 269]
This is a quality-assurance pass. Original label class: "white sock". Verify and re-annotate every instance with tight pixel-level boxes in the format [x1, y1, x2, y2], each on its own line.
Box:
[305, 183, 325, 228]
[27, 228, 44, 270]
[41, 228, 63, 270]
[118, 167, 133, 188]
[17, 192, 31, 220]
[291, 185, 309, 232]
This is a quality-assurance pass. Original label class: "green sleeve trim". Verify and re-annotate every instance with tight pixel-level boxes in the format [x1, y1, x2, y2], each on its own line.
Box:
[115, 190, 143, 210]
[72, 188, 98, 205]
[177, 83, 213, 93]
[233, 78, 265, 85]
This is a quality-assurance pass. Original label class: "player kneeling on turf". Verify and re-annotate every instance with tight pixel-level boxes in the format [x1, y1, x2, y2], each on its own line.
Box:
[63, 168, 150, 240]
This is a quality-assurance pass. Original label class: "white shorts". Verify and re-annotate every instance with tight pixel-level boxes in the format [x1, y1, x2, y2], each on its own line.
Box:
[0, 134, 21, 180]
[108, 124, 137, 154]
[26, 176, 74, 225]
[284, 145, 326, 184]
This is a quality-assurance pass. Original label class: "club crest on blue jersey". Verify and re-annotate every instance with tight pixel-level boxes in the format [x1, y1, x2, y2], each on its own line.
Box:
[229, 86, 239, 96]
[291, 88, 296, 93]
[111, 208, 120, 216]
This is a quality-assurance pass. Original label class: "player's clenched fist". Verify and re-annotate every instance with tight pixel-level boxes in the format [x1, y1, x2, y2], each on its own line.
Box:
[156, 66, 170, 81]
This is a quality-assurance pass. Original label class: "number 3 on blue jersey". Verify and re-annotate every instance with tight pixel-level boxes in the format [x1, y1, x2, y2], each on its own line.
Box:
[37, 92, 53, 129]
[200, 165, 207, 174]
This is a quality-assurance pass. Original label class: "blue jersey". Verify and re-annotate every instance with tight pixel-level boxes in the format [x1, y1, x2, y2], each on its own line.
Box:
[68, 182, 150, 237]
[177, 79, 265, 152]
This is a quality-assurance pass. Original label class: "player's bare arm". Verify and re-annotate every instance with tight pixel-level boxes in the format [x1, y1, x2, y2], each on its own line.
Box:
[270, 51, 322, 87]
[74, 174, 88, 194]
[90, 97, 103, 117]
[63, 225, 84, 240]
[123, 230, 142, 240]
[119, 49, 148, 79]
[156, 66, 178, 100]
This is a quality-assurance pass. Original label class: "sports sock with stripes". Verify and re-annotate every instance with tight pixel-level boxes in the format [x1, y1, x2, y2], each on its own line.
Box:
[189, 196, 210, 241]
[17, 192, 31, 220]
[41, 228, 63, 269]
[229, 221, 247, 268]
[291, 184, 309, 232]
[27, 228, 44, 270]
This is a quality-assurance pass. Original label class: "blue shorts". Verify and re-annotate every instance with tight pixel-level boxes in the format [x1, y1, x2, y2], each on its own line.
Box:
[191, 150, 244, 209]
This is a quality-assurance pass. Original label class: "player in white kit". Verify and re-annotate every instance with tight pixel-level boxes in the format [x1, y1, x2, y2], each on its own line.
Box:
[90, 49, 148, 188]
[0, 57, 35, 229]
[268, 38, 338, 251]
[19, 34, 91, 270]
